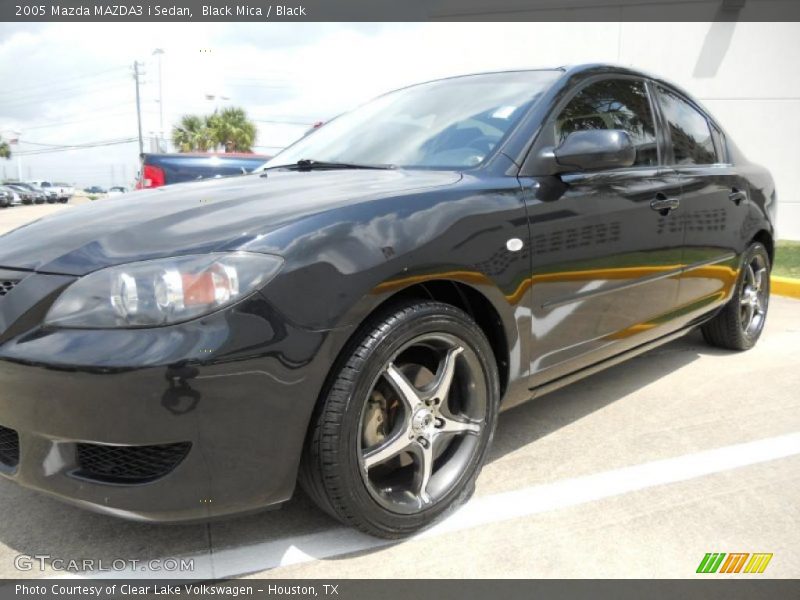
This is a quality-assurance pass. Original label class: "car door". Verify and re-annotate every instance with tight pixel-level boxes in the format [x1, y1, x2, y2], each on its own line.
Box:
[521, 76, 686, 387]
[653, 85, 743, 323]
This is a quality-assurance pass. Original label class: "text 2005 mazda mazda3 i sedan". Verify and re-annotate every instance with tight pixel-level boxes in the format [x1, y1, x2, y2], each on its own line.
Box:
[0, 65, 776, 537]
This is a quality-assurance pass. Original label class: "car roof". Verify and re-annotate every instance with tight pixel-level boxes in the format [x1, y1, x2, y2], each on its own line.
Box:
[407, 63, 683, 95]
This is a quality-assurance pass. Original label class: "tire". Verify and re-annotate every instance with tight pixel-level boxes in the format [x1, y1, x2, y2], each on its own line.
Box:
[299, 300, 500, 538]
[701, 242, 771, 351]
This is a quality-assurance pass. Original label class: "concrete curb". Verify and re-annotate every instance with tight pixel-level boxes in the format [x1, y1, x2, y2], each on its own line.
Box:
[772, 276, 800, 299]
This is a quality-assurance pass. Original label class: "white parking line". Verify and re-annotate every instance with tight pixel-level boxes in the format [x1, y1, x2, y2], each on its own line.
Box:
[88, 431, 800, 580]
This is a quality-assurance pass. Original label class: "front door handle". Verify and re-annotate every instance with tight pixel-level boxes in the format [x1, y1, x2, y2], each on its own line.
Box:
[650, 193, 680, 215]
[729, 188, 747, 205]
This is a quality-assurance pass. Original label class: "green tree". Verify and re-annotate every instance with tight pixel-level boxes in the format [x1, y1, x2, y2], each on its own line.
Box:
[0, 137, 10, 159]
[171, 114, 214, 152]
[171, 108, 257, 153]
[208, 107, 257, 152]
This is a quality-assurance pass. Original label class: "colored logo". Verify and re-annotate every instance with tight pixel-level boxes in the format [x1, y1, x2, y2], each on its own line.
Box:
[697, 553, 773, 574]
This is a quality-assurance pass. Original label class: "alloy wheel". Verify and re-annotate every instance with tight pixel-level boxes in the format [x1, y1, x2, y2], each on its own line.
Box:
[739, 253, 768, 337]
[357, 333, 487, 514]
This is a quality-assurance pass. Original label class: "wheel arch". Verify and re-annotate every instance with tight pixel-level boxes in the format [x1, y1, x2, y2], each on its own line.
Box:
[319, 279, 513, 410]
[376, 280, 510, 397]
[751, 229, 775, 268]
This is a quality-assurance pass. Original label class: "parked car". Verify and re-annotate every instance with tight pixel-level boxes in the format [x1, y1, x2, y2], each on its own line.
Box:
[84, 186, 106, 194]
[135, 152, 271, 189]
[0, 185, 26, 206]
[0, 188, 12, 208]
[25, 181, 58, 204]
[0, 65, 776, 537]
[3, 183, 43, 204]
[53, 182, 75, 203]
[106, 186, 128, 197]
[28, 180, 71, 203]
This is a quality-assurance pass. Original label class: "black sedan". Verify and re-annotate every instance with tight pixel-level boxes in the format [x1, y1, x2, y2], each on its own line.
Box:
[0, 65, 776, 537]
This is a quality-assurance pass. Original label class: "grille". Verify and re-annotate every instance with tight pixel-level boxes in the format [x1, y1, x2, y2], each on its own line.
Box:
[75, 442, 191, 484]
[0, 425, 20, 468]
[0, 280, 18, 297]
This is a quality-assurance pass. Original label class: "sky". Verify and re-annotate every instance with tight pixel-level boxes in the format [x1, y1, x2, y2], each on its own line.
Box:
[0, 22, 633, 188]
[1, 21, 798, 191]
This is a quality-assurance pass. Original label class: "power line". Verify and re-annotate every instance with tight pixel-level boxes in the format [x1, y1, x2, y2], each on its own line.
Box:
[3, 69, 130, 104]
[16, 137, 140, 156]
[20, 140, 81, 148]
[7, 99, 137, 124]
[2, 76, 128, 103]
[3, 65, 128, 96]
[0, 80, 130, 109]
[11, 108, 154, 131]
[253, 118, 316, 126]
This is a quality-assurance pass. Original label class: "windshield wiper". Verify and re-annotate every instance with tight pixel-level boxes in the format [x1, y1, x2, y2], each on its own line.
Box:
[262, 159, 395, 172]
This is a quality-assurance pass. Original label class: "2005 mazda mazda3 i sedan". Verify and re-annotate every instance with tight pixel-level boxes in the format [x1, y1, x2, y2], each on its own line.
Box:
[0, 64, 776, 537]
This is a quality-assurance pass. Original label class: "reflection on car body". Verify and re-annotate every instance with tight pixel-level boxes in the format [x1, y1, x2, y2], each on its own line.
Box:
[0, 65, 776, 538]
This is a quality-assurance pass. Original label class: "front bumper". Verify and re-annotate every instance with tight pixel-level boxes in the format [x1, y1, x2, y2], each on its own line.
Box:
[0, 269, 336, 522]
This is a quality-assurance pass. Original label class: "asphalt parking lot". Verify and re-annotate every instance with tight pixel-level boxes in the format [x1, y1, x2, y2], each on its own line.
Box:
[0, 195, 90, 236]
[0, 203, 798, 579]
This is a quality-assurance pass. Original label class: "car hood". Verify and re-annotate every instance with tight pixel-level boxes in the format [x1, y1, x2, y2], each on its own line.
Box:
[0, 169, 461, 276]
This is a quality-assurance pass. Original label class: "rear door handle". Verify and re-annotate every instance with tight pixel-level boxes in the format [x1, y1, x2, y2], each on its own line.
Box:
[729, 188, 747, 205]
[650, 193, 680, 214]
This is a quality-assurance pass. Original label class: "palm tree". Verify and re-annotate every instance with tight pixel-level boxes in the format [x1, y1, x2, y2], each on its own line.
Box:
[0, 137, 10, 159]
[172, 108, 257, 153]
[208, 107, 257, 152]
[171, 115, 214, 152]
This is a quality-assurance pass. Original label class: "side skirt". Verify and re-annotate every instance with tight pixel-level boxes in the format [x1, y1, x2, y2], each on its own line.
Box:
[523, 323, 704, 403]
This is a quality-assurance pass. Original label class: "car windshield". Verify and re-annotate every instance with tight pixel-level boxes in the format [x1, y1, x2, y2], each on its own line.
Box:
[263, 70, 562, 170]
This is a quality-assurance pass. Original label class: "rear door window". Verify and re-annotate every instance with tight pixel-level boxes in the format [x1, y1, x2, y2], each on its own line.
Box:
[656, 87, 717, 166]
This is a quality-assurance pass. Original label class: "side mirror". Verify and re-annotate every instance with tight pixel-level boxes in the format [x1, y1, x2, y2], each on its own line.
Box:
[553, 129, 636, 172]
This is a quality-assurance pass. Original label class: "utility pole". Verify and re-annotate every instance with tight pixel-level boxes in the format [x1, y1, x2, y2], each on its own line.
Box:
[15, 137, 22, 181]
[133, 61, 144, 156]
[152, 48, 165, 151]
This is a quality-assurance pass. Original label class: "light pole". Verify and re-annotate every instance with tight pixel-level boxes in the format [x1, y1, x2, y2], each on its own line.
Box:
[152, 48, 165, 151]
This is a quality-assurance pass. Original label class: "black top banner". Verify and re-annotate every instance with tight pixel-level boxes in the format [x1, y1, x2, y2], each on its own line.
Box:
[2, 0, 800, 22]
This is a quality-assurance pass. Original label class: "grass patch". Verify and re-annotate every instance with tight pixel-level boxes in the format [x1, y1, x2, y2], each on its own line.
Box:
[774, 240, 800, 279]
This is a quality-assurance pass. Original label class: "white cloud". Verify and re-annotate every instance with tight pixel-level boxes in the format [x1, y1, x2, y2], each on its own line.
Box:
[0, 22, 627, 187]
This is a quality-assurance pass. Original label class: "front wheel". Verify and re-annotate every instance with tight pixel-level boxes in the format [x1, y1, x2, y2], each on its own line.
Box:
[701, 242, 771, 350]
[300, 301, 500, 538]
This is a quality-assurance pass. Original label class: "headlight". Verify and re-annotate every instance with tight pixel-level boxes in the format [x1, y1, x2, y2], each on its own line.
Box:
[45, 252, 283, 328]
